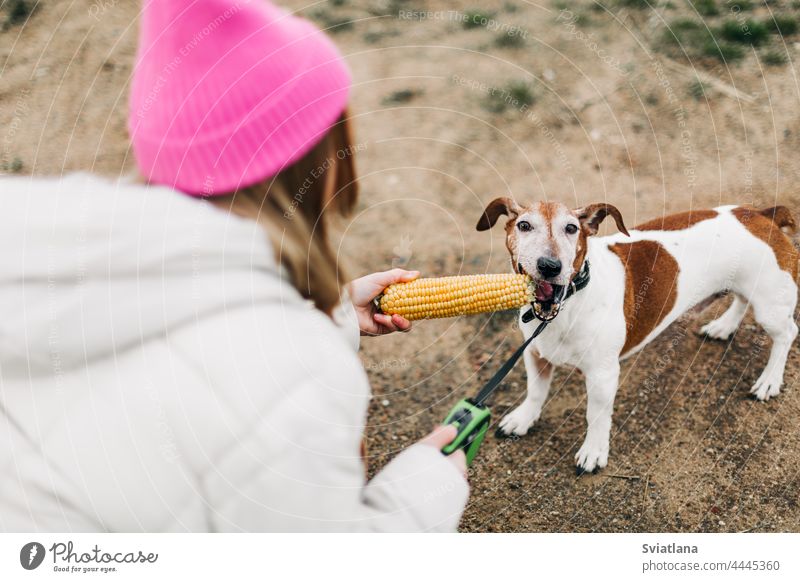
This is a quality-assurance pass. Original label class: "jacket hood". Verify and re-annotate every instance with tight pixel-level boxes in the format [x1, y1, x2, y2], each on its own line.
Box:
[0, 173, 294, 376]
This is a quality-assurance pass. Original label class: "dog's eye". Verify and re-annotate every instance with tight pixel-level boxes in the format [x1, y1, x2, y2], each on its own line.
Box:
[517, 221, 532, 232]
[565, 224, 578, 235]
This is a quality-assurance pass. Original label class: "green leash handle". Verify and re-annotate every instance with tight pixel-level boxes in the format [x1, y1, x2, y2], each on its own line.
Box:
[441, 398, 491, 466]
[440, 318, 552, 466]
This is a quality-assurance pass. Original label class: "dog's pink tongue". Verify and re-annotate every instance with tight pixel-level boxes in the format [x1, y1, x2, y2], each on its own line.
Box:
[535, 281, 554, 301]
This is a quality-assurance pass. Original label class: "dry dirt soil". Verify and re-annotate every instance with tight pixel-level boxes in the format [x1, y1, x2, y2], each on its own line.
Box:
[1, 0, 799, 532]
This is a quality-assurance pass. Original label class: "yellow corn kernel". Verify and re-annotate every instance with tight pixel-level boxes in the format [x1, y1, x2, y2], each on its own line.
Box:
[379, 274, 533, 320]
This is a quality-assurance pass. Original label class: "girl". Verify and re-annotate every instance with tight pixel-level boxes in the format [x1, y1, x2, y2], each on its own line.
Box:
[0, 0, 468, 531]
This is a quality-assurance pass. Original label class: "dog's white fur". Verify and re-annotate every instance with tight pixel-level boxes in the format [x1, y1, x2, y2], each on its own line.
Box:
[489, 203, 798, 473]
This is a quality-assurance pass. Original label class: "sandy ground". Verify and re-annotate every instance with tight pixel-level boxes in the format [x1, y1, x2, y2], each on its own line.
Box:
[1, 0, 799, 532]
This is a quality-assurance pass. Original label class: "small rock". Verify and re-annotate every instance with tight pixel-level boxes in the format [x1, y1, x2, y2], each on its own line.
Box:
[381, 399, 390, 406]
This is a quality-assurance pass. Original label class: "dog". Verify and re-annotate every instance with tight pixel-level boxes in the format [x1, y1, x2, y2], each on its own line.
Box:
[478, 199, 798, 473]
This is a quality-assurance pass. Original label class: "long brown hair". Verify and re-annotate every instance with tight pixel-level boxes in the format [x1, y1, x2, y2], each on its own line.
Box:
[211, 113, 358, 315]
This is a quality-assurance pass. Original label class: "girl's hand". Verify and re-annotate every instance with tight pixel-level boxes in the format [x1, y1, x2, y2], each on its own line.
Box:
[419, 425, 468, 479]
[348, 269, 419, 336]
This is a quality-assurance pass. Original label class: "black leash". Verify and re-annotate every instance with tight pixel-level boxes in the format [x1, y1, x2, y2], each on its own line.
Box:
[475, 259, 590, 406]
[473, 319, 548, 406]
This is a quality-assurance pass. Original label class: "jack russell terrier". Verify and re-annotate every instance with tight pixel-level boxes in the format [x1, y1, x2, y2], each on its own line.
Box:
[478, 199, 798, 474]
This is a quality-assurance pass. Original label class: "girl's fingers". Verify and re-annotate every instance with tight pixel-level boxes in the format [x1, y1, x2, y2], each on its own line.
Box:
[391, 314, 411, 331]
[372, 313, 412, 334]
[373, 269, 420, 287]
[420, 425, 458, 448]
[373, 313, 398, 332]
[397, 270, 420, 282]
[373, 313, 392, 326]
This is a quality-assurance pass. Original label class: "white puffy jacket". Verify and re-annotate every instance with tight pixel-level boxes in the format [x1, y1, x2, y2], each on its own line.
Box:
[0, 174, 468, 532]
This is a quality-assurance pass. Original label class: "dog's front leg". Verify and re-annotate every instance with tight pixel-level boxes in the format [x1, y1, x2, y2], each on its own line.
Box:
[497, 347, 553, 436]
[575, 360, 620, 474]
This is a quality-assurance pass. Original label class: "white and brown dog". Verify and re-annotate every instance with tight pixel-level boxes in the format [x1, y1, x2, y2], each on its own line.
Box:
[478, 199, 798, 473]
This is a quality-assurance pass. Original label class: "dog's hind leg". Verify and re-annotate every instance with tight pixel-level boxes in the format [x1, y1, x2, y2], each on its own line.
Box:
[746, 281, 798, 401]
[497, 347, 552, 437]
[700, 295, 748, 340]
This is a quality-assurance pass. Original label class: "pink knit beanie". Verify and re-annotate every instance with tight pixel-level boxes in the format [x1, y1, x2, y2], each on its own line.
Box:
[128, 0, 351, 195]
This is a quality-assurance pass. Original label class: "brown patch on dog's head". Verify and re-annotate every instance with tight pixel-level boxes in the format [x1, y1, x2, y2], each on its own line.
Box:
[478, 199, 622, 303]
[477, 197, 526, 269]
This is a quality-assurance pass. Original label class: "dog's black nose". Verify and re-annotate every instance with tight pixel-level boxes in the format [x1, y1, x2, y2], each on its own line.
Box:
[537, 257, 562, 278]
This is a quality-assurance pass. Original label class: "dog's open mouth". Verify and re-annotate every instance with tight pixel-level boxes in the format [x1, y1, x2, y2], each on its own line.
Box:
[533, 280, 564, 311]
[518, 264, 565, 317]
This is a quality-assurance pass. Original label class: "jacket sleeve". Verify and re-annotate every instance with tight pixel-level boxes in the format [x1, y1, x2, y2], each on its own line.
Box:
[206, 372, 469, 532]
[361, 442, 470, 531]
[191, 306, 468, 531]
[172, 296, 469, 532]
[331, 292, 361, 352]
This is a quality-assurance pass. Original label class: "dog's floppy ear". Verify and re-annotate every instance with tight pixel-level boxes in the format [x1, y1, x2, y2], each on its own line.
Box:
[575, 203, 630, 236]
[476, 197, 521, 231]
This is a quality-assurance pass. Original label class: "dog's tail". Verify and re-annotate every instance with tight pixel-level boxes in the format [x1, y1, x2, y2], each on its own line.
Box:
[760, 206, 797, 234]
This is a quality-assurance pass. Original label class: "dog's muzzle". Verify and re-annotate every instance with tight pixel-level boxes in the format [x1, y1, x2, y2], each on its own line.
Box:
[519, 260, 591, 324]
[518, 263, 568, 323]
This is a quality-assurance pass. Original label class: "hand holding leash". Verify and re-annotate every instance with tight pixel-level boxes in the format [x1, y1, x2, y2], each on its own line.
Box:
[421, 425, 467, 478]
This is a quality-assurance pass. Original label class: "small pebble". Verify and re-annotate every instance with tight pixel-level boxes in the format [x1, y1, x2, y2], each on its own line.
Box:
[381, 399, 390, 406]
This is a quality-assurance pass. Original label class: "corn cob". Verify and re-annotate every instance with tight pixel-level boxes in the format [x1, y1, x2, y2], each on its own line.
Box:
[379, 274, 533, 320]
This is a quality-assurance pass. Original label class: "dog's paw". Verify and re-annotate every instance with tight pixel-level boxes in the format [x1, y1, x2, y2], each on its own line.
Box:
[497, 402, 539, 437]
[750, 371, 782, 401]
[700, 319, 737, 341]
[574, 439, 609, 475]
